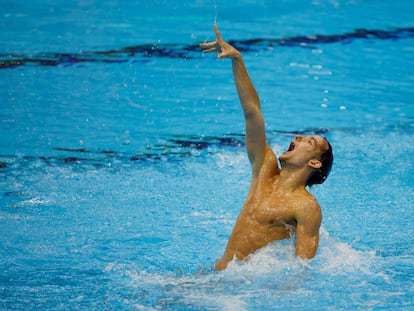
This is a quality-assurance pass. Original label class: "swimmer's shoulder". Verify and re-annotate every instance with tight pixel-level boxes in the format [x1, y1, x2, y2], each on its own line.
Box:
[295, 192, 322, 218]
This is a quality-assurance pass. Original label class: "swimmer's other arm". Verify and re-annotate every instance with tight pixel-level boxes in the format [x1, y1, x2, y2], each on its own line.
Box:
[295, 200, 322, 259]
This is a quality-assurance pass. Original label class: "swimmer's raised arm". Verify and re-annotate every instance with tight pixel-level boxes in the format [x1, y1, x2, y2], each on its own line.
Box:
[201, 25, 267, 176]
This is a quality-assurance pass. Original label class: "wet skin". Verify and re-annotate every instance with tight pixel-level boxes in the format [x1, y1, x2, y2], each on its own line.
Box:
[201, 25, 329, 270]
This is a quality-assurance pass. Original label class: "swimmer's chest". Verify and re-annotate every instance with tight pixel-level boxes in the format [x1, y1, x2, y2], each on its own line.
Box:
[245, 191, 299, 226]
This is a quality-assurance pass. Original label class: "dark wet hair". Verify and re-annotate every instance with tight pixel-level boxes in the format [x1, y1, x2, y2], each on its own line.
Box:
[306, 138, 333, 187]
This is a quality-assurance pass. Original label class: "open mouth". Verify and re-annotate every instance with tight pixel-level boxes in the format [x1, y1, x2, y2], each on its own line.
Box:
[287, 142, 295, 152]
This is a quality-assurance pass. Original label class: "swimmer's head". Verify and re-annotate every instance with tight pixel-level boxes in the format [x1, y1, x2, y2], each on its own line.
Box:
[306, 138, 333, 187]
[279, 135, 333, 186]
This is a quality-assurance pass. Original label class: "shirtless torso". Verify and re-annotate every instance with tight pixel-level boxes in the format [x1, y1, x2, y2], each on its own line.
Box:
[215, 146, 322, 271]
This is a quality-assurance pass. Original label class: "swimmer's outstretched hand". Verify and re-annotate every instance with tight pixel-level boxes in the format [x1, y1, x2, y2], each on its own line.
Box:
[200, 24, 241, 59]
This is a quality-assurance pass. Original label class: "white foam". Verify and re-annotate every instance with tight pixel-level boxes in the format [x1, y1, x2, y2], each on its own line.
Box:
[214, 151, 248, 174]
[317, 227, 377, 276]
[183, 293, 248, 311]
[109, 228, 382, 310]
[132, 304, 158, 311]
[214, 227, 379, 282]
[16, 196, 54, 207]
[222, 239, 300, 277]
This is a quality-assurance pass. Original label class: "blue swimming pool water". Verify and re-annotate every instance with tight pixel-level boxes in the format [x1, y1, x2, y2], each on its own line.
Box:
[1, 1, 413, 310]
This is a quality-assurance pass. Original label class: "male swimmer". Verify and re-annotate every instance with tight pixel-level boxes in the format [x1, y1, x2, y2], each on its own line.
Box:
[200, 25, 333, 271]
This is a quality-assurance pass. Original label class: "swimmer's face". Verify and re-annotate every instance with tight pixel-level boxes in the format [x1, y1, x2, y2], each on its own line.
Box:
[279, 135, 329, 168]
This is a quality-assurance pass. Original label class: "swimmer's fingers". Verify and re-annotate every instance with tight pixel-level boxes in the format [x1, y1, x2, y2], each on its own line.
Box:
[202, 47, 218, 53]
[200, 24, 224, 51]
[200, 41, 217, 48]
[200, 25, 230, 57]
[200, 41, 220, 53]
[213, 24, 224, 43]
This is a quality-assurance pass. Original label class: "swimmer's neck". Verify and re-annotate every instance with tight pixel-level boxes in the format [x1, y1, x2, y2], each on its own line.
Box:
[275, 166, 310, 192]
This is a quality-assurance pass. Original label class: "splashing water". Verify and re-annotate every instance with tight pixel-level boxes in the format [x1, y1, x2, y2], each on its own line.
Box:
[213, 0, 218, 25]
[102, 228, 384, 310]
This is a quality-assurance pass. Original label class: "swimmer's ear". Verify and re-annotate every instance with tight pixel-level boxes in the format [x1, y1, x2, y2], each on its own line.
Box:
[308, 159, 322, 169]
